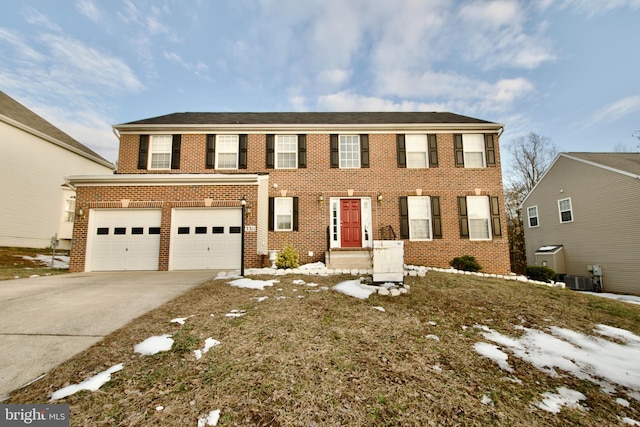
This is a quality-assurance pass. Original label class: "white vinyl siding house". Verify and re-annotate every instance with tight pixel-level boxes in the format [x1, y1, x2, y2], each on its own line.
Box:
[0, 91, 115, 249]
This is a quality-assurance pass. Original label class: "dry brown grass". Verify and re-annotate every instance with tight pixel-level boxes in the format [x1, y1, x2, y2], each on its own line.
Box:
[6, 271, 640, 426]
[0, 246, 69, 280]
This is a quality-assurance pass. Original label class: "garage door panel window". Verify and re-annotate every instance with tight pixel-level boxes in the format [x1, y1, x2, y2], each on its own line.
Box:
[178, 227, 190, 234]
[212, 227, 224, 234]
[132, 227, 144, 235]
[114, 227, 126, 235]
[229, 226, 241, 234]
[149, 227, 160, 234]
[97, 227, 109, 235]
[195, 226, 207, 234]
[216, 135, 239, 169]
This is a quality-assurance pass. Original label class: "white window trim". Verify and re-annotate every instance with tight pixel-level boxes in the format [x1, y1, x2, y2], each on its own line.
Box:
[558, 198, 573, 223]
[215, 135, 239, 170]
[462, 134, 486, 168]
[408, 196, 432, 241]
[148, 135, 172, 170]
[406, 134, 429, 169]
[275, 135, 298, 169]
[527, 206, 539, 228]
[339, 135, 361, 169]
[274, 197, 293, 231]
[467, 196, 492, 241]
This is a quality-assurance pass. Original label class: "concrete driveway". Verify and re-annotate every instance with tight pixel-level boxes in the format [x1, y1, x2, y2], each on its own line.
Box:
[0, 271, 216, 398]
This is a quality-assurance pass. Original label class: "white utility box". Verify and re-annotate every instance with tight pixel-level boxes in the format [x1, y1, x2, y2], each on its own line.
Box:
[372, 240, 404, 283]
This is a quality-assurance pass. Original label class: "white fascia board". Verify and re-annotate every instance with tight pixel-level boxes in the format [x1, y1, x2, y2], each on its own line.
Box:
[66, 173, 263, 188]
[1, 114, 115, 170]
[562, 153, 640, 180]
[114, 122, 504, 135]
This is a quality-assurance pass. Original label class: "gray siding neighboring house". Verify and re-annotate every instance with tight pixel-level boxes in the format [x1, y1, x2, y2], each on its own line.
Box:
[521, 152, 640, 295]
[0, 91, 115, 250]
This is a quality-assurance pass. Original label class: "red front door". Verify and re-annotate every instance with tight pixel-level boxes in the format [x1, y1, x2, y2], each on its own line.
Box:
[340, 199, 362, 248]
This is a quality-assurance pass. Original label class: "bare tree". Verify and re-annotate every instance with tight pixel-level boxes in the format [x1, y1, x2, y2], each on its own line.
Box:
[503, 132, 557, 273]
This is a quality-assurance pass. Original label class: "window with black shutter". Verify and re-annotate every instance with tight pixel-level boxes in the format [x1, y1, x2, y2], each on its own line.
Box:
[138, 135, 149, 169]
[206, 134, 215, 169]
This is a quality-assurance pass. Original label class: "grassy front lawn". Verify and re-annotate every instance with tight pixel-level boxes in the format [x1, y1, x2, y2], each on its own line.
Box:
[0, 246, 70, 281]
[6, 271, 640, 426]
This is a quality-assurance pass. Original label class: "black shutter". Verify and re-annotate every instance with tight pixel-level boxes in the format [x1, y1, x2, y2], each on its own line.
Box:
[206, 135, 215, 169]
[454, 134, 464, 167]
[490, 196, 502, 237]
[428, 134, 438, 167]
[137, 135, 149, 169]
[298, 135, 307, 168]
[431, 196, 442, 239]
[171, 134, 181, 170]
[485, 134, 496, 167]
[399, 196, 409, 239]
[330, 134, 339, 168]
[397, 134, 406, 168]
[268, 197, 274, 231]
[239, 134, 248, 169]
[458, 196, 469, 238]
[266, 134, 275, 169]
[360, 134, 369, 168]
[293, 197, 299, 231]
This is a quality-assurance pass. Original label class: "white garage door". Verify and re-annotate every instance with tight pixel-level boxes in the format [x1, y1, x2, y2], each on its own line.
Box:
[171, 208, 242, 270]
[88, 209, 162, 271]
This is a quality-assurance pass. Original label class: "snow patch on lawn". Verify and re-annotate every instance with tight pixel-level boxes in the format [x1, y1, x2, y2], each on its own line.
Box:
[134, 334, 174, 356]
[333, 279, 377, 300]
[50, 364, 123, 400]
[536, 387, 586, 413]
[197, 409, 220, 426]
[228, 278, 278, 290]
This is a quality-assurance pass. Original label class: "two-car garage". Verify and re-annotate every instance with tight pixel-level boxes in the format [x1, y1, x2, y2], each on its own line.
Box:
[86, 208, 242, 271]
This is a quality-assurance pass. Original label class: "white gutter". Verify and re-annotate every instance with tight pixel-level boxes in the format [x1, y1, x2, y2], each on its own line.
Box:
[66, 173, 264, 187]
[114, 122, 505, 134]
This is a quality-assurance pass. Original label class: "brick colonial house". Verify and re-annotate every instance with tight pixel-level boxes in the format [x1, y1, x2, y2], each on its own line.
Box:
[67, 112, 510, 274]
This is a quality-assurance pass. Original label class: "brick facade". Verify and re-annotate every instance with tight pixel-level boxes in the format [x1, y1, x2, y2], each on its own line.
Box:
[70, 114, 511, 274]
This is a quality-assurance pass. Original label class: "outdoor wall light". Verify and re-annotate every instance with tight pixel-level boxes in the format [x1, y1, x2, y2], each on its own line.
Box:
[318, 194, 324, 205]
[241, 196, 246, 206]
[78, 207, 85, 219]
[377, 194, 383, 202]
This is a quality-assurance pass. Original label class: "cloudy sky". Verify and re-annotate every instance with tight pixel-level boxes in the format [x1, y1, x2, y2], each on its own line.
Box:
[0, 0, 639, 167]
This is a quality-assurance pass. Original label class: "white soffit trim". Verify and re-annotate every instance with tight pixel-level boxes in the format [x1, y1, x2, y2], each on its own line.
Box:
[66, 173, 263, 187]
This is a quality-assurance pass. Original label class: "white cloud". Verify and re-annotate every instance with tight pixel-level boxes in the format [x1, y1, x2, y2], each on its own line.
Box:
[317, 91, 447, 112]
[0, 27, 45, 62]
[588, 94, 640, 126]
[76, 0, 102, 22]
[561, 0, 640, 15]
[316, 69, 351, 88]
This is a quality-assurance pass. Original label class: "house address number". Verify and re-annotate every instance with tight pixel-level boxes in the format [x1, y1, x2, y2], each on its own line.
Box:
[245, 225, 256, 232]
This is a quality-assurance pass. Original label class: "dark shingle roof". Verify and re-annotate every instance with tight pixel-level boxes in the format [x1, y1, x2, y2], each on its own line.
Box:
[0, 91, 112, 166]
[119, 111, 496, 126]
[566, 152, 640, 176]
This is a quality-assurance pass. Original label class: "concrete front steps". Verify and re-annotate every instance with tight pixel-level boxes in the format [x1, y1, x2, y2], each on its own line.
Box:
[325, 249, 373, 270]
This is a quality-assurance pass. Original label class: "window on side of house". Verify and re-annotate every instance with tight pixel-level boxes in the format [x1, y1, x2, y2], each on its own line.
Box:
[64, 195, 76, 222]
[406, 135, 429, 168]
[275, 135, 298, 169]
[149, 135, 173, 169]
[215, 135, 239, 169]
[467, 196, 491, 240]
[527, 206, 539, 227]
[275, 197, 293, 231]
[558, 198, 573, 223]
[462, 134, 485, 168]
[408, 196, 432, 240]
[339, 135, 360, 168]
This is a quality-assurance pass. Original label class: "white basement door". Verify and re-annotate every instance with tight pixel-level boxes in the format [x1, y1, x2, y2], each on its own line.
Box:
[89, 209, 162, 271]
[170, 208, 242, 270]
